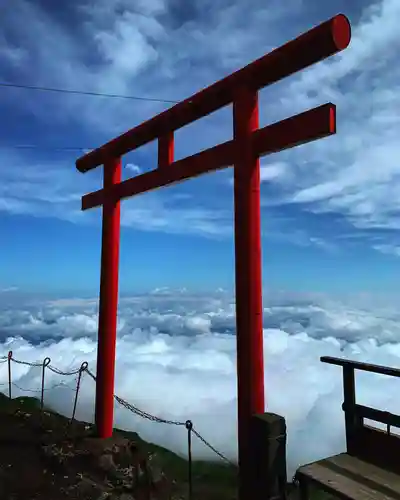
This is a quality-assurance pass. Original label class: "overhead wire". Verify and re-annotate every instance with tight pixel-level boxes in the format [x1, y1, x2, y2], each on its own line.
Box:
[0, 80, 179, 154]
[0, 144, 91, 152]
[0, 81, 179, 104]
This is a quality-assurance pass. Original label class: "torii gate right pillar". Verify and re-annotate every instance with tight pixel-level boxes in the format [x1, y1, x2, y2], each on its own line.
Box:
[233, 87, 265, 497]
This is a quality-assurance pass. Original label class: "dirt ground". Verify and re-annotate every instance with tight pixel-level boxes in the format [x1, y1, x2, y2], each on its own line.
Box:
[0, 395, 176, 500]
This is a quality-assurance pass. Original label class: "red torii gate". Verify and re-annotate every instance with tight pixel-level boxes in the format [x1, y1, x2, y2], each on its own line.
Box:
[76, 14, 350, 499]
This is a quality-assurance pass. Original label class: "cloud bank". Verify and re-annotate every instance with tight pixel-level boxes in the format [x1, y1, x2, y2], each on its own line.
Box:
[1, 289, 399, 477]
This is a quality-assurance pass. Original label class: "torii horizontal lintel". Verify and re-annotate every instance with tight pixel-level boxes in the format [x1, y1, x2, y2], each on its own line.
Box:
[81, 102, 335, 211]
[76, 14, 349, 174]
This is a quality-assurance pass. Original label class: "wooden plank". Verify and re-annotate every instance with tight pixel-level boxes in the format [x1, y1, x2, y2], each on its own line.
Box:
[297, 464, 393, 500]
[297, 454, 400, 500]
[320, 356, 400, 378]
[353, 404, 400, 428]
[353, 425, 400, 475]
[342, 365, 357, 453]
[327, 454, 400, 494]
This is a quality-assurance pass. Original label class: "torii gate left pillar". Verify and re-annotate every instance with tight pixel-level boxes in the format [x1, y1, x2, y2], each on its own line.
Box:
[75, 14, 350, 500]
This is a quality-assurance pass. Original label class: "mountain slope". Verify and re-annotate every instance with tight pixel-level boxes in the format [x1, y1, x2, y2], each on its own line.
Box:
[0, 393, 238, 500]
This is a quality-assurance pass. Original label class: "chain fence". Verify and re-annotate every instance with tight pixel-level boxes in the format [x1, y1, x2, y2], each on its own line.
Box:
[0, 350, 237, 497]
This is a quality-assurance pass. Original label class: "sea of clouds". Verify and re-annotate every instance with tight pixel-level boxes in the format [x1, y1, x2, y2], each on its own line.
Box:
[0, 288, 400, 477]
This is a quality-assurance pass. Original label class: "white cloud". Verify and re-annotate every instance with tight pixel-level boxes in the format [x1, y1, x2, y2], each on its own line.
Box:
[1, 291, 400, 477]
[121, 201, 232, 238]
[92, 11, 162, 74]
[259, 161, 289, 183]
[228, 161, 290, 186]
[1, 0, 400, 253]
[0, 287, 18, 293]
[0, 150, 232, 238]
[274, 0, 400, 241]
[372, 244, 400, 257]
[125, 163, 142, 174]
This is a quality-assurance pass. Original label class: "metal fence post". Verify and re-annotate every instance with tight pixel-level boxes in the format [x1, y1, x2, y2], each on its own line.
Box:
[40, 357, 51, 410]
[7, 351, 12, 399]
[186, 420, 193, 500]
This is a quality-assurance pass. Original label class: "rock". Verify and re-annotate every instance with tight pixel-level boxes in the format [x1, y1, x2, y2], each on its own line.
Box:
[98, 453, 117, 472]
[97, 492, 112, 500]
[0, 397, 182, 500]
[74, 475, 111, 498]
[114, 494, 135, 500]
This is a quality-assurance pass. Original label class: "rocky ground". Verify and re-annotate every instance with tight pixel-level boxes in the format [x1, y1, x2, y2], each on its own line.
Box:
[0, 393, 334, 500]
[0, 393, 238, 500]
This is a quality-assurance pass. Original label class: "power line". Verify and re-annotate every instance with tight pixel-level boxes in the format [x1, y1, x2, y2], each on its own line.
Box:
[0, 144, 91, 152]
[0, 81, 179, 153]
[0, 81, 180, 154]
[0, 81, 179, 104]
[0, 144, 140, 164]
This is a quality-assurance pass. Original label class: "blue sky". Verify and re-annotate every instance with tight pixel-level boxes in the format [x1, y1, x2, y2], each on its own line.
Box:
[1, 0, 400, 295]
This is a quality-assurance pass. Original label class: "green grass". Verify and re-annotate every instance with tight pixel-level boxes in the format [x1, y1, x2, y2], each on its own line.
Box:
[115, 425, 238, 498]
[0, 392, 45, 412]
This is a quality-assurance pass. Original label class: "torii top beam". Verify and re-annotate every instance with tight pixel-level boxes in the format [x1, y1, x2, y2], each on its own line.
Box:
[75, 14, 350, 174]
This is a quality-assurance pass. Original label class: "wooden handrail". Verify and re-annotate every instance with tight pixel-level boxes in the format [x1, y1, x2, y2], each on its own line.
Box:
[350, 404, 400, 428]
[321, 356, 400, 455]
[320, 356, 400, 378]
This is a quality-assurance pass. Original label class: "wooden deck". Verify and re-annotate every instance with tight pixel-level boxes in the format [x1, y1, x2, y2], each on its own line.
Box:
[296, 452, 400, 500]
[294, 356, 400, 500]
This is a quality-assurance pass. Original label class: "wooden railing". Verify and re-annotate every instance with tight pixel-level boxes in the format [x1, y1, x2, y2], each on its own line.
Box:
[320, 356, 400, 474]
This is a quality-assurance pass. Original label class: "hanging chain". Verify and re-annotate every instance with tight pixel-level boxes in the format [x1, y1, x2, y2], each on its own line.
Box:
[1, 355, 237, 469]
